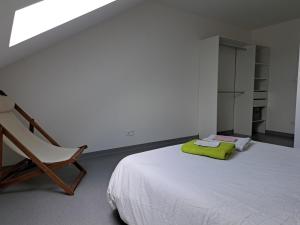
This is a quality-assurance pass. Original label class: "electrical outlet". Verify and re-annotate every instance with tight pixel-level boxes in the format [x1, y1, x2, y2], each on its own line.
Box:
[126, 130, 135, 136]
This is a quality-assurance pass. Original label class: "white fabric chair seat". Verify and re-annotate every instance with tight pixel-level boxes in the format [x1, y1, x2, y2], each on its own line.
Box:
[0, 112, 78, 163]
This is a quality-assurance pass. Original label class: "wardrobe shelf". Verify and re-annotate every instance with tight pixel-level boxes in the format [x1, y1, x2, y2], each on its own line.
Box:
[253, 91, 267, 100]
[255, 62, 269, 66]
[252, 45, 270, 135]
[255, 77, 268, 80]
[253, 106, 266, 108]
[254, 90, 268, 92]
[252, 120, 266, 123]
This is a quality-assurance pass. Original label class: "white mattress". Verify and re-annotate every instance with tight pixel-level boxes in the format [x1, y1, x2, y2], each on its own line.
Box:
[107, 141, 300, 225]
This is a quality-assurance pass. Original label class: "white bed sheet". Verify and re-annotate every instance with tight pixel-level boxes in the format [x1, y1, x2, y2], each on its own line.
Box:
[107, 142, 300, 225]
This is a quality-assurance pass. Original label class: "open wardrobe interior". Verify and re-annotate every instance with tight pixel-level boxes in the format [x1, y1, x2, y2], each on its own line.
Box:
[199, 36, 271, 138]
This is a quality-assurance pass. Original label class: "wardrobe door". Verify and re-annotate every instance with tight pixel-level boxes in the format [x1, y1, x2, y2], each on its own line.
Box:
[234, 46, 255, 136]
[217, 45, 236, 133]
[198, 36, 219, 138]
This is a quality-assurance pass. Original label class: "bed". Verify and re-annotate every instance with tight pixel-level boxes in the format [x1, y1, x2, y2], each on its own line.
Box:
[107, 141, 300, 225]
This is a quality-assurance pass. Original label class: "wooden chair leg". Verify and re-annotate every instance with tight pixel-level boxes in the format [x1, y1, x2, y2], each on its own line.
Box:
[32, 161, 86, 195]
[0, 127, 3, 175]
[74, 161, 86, 173]
[0, 127, 86, 195]
[0, 167, 44, 187]
[36, 163, 77, 195]
[0, 160, 87, 195]
[69, 161, 86, 193]
[0, 159, 31, 182]
[0, 164, 73, 194]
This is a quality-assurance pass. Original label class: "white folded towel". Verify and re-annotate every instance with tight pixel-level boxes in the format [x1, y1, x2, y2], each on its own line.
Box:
[205, 135, 251, 151]
[195, 140, 220, 148]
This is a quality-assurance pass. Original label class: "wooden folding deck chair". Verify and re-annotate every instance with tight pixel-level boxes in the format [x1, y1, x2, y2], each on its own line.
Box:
[0, 91, 87, 195]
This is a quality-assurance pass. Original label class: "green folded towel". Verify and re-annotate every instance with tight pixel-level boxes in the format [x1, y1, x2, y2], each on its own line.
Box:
[181, 140, 235, 160]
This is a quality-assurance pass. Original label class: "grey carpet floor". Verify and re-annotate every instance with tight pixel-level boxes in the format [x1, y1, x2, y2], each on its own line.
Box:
[252, 133, 294, 147]
[0, 152, 128, 225]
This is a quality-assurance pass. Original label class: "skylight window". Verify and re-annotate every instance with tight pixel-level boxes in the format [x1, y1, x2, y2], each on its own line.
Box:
[9, 0, 117, 47]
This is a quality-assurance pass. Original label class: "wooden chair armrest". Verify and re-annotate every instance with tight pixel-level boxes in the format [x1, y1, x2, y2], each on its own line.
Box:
[71, 145, 88, 162]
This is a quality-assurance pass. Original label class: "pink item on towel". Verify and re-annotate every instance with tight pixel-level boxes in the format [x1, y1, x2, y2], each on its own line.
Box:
[214, 135, 237, 142]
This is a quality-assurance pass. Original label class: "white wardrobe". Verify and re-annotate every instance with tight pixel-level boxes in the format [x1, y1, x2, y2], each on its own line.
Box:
[198, 36, 256, 138]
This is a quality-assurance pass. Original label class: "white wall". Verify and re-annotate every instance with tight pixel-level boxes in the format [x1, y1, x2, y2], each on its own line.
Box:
[0, 2, 251, 159]
[252, 19, 300, 134]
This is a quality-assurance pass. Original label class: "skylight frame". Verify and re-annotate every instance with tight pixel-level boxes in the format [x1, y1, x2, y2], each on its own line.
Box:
[9, 0, 117, 47]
